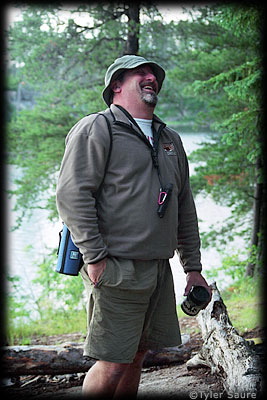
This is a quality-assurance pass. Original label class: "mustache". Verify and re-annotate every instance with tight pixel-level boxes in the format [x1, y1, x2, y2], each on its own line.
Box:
[140, 81, 158, 92]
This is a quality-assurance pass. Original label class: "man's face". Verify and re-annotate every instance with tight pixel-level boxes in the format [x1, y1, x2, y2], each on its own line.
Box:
[112, 65, 159, 107]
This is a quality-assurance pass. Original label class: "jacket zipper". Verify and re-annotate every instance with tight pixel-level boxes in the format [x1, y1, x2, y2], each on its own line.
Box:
[113, 104, 164, 151]
[114, 120, 152, 149]
[114, 119, 166, 188]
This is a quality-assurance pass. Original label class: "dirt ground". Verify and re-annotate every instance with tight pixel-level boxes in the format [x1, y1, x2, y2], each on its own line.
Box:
[3, 363, 223, 399]
[1, 318, 263, 399]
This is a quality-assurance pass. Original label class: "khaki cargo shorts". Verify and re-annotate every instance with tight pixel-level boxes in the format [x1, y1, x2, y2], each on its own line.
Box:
[80, 257, 181, 363]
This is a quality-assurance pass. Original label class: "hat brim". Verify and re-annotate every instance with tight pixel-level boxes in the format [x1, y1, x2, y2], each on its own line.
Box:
[102, 60, 165, 106]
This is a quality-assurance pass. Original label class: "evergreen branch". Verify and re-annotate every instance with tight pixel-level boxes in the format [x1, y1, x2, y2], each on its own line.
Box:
[70, 9, 126, 32]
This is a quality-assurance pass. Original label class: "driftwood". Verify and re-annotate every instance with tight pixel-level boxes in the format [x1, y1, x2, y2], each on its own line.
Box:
[186, 282, 262, 394]
[2, 342, 191, 377]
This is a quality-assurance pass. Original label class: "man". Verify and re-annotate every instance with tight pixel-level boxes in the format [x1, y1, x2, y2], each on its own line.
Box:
[56, 55, 211, 398]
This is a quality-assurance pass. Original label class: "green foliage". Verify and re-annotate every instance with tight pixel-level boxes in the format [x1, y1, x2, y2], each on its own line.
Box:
[32, 250, 85, 312]
[6, 250, 87, 344]
[6, 274, 34, 344]
[170, 5, 263, 269]
[205, 243, 260, 289]
[205, 250, 247, 282]
[7, 308, 87, 345]
[221, 275, 263, 334]
[6, 275, 31, 320]
[7, 87, 96, 225]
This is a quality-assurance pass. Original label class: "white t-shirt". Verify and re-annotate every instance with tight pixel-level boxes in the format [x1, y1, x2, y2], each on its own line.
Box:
[134, 118, 153, 146]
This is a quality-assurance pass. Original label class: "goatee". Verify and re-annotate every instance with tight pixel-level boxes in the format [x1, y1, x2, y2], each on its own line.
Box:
[141, 92, 158, 107]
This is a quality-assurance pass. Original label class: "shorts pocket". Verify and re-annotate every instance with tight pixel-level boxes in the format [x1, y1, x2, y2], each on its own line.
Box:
[101, 257, 136, 289]
[79, 263, 90, 282]
[79, 262, 107, 287]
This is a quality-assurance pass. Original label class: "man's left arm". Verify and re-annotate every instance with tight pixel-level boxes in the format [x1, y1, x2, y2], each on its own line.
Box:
[176, 146, 211, 299]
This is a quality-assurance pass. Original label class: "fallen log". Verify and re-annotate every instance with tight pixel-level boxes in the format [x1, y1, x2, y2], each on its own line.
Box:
[1, 343, 94, 376]
[2, 342, 191, 377]
[186, 282, 263, 394]
[143, 346, 191, 368]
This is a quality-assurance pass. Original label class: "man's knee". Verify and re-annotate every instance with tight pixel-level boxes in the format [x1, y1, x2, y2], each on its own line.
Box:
[95, 350, 147, 376]
[96, 360, 129, 380]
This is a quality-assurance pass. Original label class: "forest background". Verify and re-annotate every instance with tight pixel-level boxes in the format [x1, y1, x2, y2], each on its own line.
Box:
[4, 2, 265, 344]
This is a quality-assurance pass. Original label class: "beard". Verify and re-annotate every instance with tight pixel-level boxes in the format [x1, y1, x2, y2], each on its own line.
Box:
[141, 91, 158, 107]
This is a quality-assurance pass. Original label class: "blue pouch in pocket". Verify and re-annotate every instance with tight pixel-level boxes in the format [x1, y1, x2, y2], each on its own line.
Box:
[56, 224, 83, 276]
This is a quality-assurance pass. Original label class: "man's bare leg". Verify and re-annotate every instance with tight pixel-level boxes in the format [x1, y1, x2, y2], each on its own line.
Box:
[82, 350, 147, 398]
[114, 350, 147, 398]
[82, 360, 129, 397]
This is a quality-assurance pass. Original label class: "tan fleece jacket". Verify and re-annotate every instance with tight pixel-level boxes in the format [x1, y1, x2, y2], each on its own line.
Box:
[56, 104, 202, 272]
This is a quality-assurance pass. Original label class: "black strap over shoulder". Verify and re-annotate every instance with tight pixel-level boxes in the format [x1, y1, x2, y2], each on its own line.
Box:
[57, 112, 114, 276]
[95, 112, 113, 198]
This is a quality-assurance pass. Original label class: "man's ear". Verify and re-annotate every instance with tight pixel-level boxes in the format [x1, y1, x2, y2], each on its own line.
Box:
[111, 80, 122, 93]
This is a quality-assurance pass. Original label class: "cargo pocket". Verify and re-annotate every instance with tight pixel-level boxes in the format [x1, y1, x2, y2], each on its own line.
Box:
[101, 257, 136, 289]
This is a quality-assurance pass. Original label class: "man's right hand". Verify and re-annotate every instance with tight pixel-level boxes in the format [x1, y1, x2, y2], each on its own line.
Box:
[87, 258, 107, 287]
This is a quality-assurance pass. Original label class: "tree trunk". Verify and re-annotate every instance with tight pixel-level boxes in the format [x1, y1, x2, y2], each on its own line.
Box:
[2, 344, 191, 377]
[186, 282, 262, 394]
[124, 3, 140, 55]
[246, 157, 263, 276]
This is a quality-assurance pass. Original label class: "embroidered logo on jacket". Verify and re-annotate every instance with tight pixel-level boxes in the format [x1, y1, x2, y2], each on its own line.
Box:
[162, 142, 176, 156]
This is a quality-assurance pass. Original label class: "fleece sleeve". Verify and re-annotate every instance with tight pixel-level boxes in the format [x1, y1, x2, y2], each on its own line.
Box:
[56, 114, 111, 264]
[175, 138, 202, 273]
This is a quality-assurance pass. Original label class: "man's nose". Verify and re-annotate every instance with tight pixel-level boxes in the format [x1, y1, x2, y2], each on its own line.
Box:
[145, 72, 157, 82]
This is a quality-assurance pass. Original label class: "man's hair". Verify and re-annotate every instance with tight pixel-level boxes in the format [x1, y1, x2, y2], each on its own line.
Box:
[114, 71, 125, 83]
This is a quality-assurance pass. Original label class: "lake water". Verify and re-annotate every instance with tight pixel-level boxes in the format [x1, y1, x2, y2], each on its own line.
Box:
[6, 132, 246, 312]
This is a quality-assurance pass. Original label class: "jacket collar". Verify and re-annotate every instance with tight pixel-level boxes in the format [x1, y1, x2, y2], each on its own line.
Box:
[108, 104, 166, 133]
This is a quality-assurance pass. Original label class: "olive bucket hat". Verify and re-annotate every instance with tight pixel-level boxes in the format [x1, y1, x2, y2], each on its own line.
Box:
[102, 55, 165, 106]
